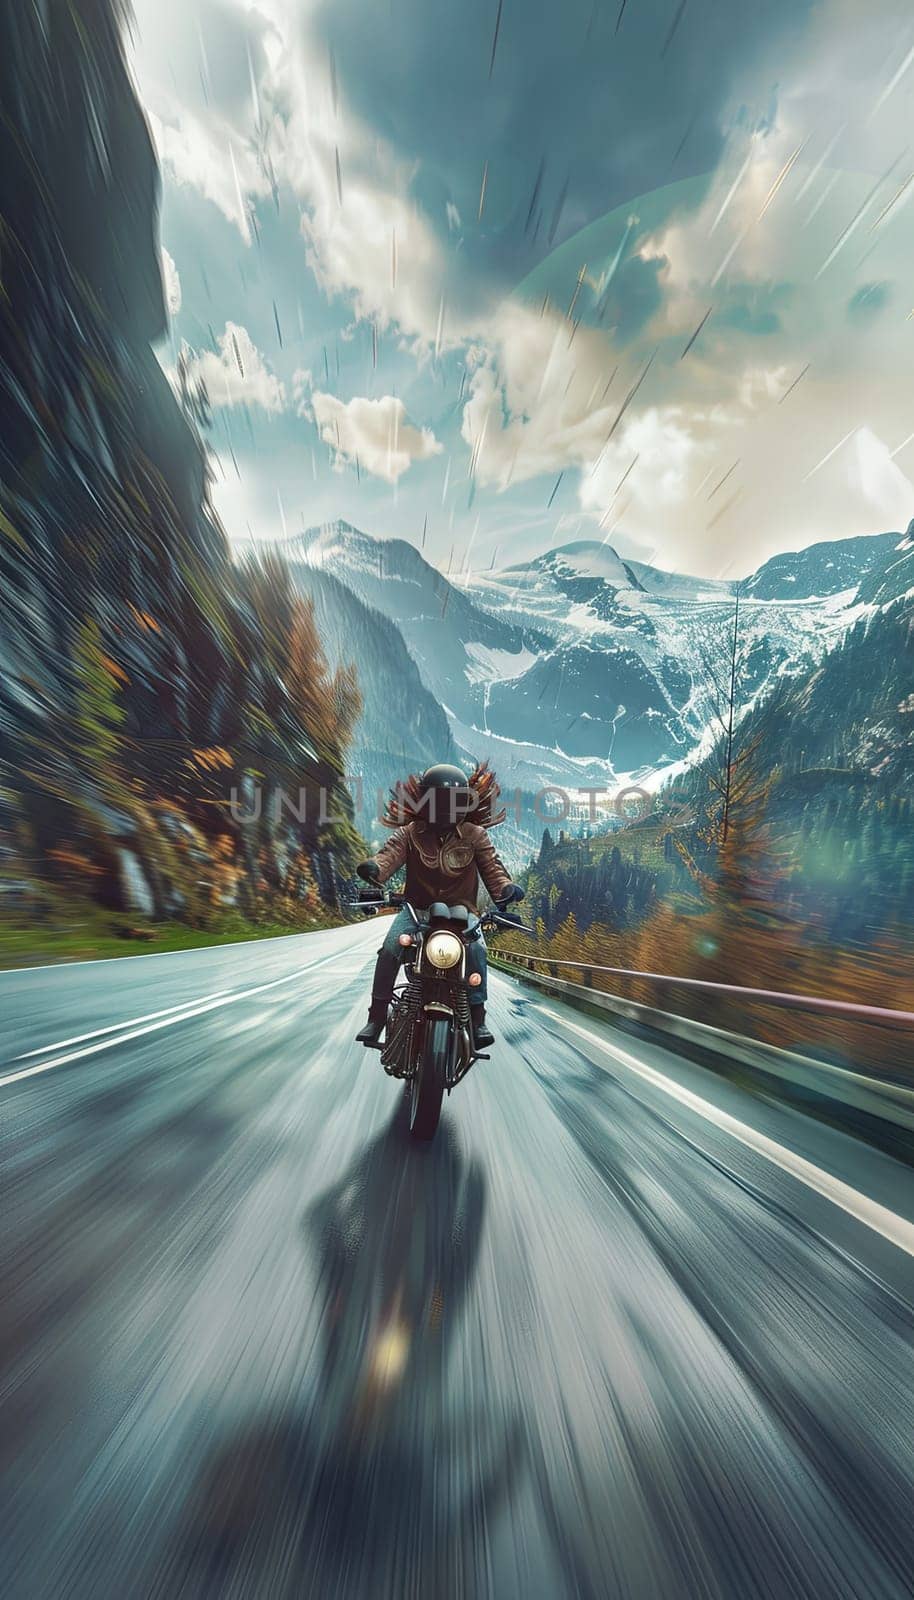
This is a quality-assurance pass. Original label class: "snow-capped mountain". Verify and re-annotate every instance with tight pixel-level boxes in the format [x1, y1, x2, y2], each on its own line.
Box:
[456, 537, 882, 783]
[268, 521, 550, 730]
[741, 531, 901, 600]
[258, 519, 909, 800]
[855, 519, 914, 608]
[736, 525, 914, 813]
[279, 560, 458, 818]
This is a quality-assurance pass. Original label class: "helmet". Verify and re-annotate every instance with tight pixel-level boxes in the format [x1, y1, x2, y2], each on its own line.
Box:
[417, 763, 476, 828]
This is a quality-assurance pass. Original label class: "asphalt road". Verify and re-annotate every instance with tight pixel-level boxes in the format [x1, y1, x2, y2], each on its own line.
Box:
[2, 919, 913, 1600]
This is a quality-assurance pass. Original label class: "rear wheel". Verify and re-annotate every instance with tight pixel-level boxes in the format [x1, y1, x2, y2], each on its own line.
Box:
[408, 1016, 451, 1141]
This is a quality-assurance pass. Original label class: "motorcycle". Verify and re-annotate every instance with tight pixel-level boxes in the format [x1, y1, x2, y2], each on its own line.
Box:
[350, 891, 534, 1140]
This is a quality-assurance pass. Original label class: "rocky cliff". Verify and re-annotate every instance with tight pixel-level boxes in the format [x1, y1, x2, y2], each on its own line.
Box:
[0, 0, 361, 931]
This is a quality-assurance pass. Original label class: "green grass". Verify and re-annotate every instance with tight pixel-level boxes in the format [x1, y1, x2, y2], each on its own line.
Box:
[0, 903, 348, 970]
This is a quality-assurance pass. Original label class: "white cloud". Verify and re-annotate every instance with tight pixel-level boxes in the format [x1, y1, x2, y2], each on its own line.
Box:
[847, 427, 914, 523]
[310, 391, 442, 483]
[292, 367, 313, 414]
[455, 294, 757, 550]
[160, 247, 182, 316]
[581, 408, 703, 521]
[738, 365, 789, 408]
[300, 181, 449, 346]
[183, 322, 286, 412]
[459, 296, 711, 527]
[131, 0, 914, 574]
[147, 105, 269, 243]
[460, 300, 631, 491]
[458, 300, 707, 528]
[132, 0, 458, 344]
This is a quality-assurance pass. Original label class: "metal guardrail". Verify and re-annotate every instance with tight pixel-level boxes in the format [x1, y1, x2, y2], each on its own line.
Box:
[490, 954, 914, 1163]
[495, 950, 914, 1028]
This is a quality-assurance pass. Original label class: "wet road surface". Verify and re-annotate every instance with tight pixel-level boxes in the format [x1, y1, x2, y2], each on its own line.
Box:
[2, 920, 913, 1599]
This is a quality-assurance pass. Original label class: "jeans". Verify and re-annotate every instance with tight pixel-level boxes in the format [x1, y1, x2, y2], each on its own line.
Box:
[371, 907, 487, 1007]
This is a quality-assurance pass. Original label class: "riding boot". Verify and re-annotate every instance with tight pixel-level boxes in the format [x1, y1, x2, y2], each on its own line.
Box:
[356, 996, 389, 1047]
[472, 1005, 495, 1049]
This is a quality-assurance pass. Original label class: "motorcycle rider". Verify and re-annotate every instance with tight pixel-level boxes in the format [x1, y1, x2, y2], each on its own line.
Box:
[355, 762, 525, 1050]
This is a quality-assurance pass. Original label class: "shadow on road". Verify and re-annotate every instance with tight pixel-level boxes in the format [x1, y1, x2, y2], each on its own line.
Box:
[180, 1107, 525, 1598]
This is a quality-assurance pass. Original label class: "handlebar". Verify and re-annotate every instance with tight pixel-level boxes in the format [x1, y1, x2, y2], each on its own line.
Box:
[347, 893, 533, 934]
[486, 908, 535, 934]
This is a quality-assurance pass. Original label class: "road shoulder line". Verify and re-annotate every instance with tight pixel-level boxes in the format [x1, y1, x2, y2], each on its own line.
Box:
[539, 1005, 914, 1260]
[0, 946, 355, 1091]
[0, 921, 358, 978]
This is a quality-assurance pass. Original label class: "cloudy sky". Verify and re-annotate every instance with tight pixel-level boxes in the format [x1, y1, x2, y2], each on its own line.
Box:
[128, 0, 914, 577]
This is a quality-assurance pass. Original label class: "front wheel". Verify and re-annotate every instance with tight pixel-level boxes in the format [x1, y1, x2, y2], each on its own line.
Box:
[408, 1016, 451, 1141]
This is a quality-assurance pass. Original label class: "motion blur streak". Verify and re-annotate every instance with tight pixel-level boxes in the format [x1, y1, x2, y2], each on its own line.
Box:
[2, 921, 913, 1599]
[538, 1006, 914, 1256]
[0, 947, 348, 1090]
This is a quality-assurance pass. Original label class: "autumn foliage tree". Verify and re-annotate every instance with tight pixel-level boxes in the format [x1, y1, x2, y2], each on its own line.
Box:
[287, 591, 362, 763]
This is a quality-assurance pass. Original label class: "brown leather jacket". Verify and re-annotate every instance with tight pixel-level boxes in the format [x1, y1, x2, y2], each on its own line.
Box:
[369, 820, 513, 912]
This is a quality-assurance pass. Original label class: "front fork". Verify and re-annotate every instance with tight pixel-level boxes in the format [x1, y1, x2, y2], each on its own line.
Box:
[384, 961, 480, 1087]
[422, 982, 477, 1087]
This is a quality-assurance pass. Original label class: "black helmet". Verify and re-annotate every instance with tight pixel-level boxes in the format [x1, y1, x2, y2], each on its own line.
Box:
[418, 763, 476, 827]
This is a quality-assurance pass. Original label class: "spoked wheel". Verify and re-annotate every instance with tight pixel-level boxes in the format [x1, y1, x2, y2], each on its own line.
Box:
[408, 1016, 451, 1141]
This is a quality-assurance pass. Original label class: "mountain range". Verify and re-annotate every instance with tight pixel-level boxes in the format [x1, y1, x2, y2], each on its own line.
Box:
[242, 520, 909, 835]
[742, 528, 914, 800]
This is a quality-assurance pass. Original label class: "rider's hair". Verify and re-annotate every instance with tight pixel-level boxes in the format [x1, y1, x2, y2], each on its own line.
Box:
[381, 760, 506, 829]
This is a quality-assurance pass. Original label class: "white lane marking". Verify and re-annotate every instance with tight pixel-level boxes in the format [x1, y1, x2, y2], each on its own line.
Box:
[0, 947, 357, 1092]
[538, 1005, 914, 1260]
[0, 918, 376, 977]
[12, 993, 234, 1059]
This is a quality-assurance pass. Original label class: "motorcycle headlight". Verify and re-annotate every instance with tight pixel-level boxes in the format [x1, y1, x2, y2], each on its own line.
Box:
[424, 931, 463, 970]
